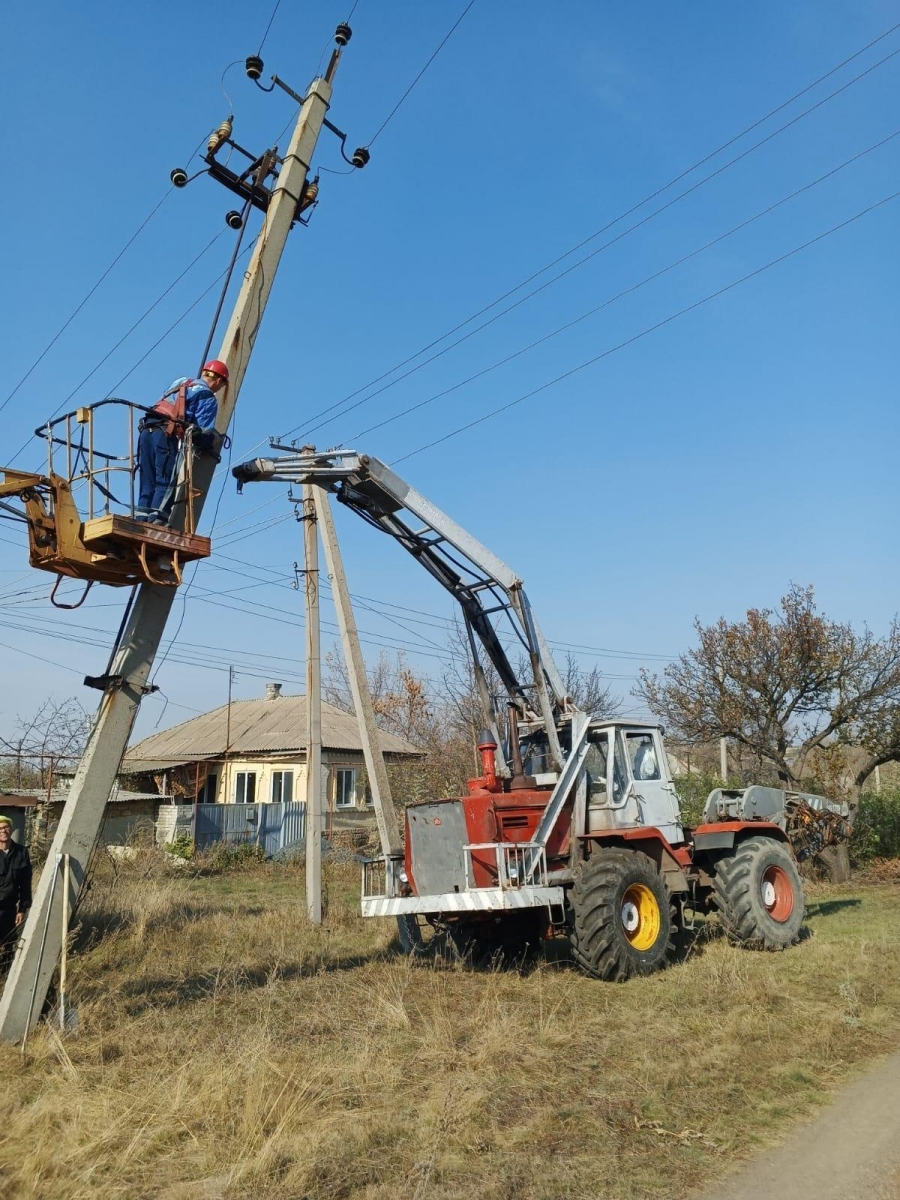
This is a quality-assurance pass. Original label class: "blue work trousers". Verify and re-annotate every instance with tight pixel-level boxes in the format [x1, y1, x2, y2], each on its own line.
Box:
[137, 424, 179, 523]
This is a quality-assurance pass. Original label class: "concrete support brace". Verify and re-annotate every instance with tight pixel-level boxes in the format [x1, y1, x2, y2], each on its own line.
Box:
[314, 486, 402, 856]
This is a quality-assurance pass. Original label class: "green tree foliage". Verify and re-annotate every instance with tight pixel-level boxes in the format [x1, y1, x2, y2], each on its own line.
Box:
[850, 787, 900, 865]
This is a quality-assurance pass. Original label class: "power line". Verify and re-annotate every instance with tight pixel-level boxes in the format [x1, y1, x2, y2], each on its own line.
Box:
[301, 47, 900, 446]
[208, 550, 676, 660]
[200, 552, 670, 666]
[346, 128, 900, 443]
[106, 239, 258, 396]
[0, 193, 171, 417]
[366, 0, 477, 147]
[9, 239, 258, 470]
[257, 0, 283, 54]
[59, 230, 225, 410]
[394, 189, 900, 463]
[254, 21, 900, 453]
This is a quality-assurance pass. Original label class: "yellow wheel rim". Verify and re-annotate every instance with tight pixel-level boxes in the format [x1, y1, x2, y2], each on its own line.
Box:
[621, 883, 661, 951]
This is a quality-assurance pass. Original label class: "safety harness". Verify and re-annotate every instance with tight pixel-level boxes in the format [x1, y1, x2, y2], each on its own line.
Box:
[148, 379, 193, 438]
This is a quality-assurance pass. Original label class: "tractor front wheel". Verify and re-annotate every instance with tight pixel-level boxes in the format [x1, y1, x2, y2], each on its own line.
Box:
[570, 848, 674, 981]
[712, 836, 804, 950]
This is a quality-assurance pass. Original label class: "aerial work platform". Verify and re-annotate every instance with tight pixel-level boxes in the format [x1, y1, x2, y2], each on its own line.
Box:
[0, 399, 211, 601]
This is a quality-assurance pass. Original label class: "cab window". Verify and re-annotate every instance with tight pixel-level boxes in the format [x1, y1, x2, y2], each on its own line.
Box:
[626, 732, 661, 781]
[585, 736, 609, 803]
[612, 735, 630, 804]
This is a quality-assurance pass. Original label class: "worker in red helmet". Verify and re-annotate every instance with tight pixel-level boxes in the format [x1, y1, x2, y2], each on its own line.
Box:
[136, 360, 229, 524]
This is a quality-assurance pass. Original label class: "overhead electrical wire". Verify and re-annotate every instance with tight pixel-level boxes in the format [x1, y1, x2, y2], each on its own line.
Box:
[0, 125, 213, 420]
[246, 21, 900, 457]
[0, 608, 306, 683]
[293, 46, 900, 446]
[188, 589, 642, 679]
[257, 0, 284, 55]
[59, 229, 226, 411]
[106, 238, 258, 397]
[207, 550, 675, 660]
[366, 0, 477, 147]
[345, 128, 900, 443]
[8, 239, 258, 470]
[194, 552, 670, 666]
[217, 554, 676, 662]
[394, 189, 900, 464]
[0, 193, 171, 417]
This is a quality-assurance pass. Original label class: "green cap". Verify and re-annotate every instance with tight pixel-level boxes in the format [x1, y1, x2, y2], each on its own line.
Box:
[0, 815, 12, 827]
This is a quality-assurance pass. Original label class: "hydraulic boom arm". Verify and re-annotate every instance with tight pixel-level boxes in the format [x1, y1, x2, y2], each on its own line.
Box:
[233, 447, 573, 769]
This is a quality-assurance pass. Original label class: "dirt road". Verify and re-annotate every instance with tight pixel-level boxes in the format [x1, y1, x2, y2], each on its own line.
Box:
[697, 1049, 900, 1200]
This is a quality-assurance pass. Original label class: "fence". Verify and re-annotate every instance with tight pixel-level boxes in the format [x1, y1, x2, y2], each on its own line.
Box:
[156, 801, 306, 857]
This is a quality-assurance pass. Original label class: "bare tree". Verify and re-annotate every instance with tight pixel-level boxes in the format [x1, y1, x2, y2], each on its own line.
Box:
[561, 653, 621, 718]
[0, 697, 91, 789]
[323, 621, 623, 812]
[636, 586, 900, 878]
[323, 647, 474, 806]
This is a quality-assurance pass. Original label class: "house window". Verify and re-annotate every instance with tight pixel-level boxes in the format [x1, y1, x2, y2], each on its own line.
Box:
[271, 770, 294, 804]
[200, 773, 218, 803]
[334, 768, 357, 808]
[234, 771, 257, 804]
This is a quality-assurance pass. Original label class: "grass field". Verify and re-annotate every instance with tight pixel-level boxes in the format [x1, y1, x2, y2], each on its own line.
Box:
[1, 852, 899, 1199]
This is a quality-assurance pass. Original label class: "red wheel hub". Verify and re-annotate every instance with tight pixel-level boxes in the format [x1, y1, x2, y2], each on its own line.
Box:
[761, 864, 794, 922]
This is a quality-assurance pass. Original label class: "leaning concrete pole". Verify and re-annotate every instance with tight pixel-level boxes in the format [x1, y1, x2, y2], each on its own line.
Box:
[0, 65, 340, 1042]
[314, 486, 401, 856]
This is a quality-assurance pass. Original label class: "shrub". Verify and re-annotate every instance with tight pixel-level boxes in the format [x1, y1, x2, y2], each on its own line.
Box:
[167, 833, 194, 861]
[193, 839, 266, 873]
[850, 787, 900, 865]
[672, 773, 722, 828]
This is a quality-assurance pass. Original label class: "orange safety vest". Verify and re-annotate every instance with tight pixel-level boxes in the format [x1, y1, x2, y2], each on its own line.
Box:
[149, 379, 192, 438]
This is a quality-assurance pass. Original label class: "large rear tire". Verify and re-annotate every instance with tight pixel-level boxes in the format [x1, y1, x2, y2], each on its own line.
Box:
[712, 836, 804, 949]
[570, 848, 674, 981]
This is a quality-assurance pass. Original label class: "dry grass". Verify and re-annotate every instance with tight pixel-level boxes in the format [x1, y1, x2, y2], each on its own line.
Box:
[0, 851, 899, 1199]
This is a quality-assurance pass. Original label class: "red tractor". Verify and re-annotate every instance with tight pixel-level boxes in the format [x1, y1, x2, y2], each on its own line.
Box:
[233, 449, 849, 978]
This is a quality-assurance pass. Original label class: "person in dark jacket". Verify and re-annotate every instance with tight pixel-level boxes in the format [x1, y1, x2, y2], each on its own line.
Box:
[136, 359, 228, 524]
[0, 815, 32, 975]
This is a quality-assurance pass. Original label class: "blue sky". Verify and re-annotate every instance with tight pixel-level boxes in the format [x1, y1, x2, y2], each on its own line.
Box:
[1, 0, 898, 747]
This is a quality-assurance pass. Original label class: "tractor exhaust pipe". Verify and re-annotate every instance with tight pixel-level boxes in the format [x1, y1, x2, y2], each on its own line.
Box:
[508, 704, 536, 791]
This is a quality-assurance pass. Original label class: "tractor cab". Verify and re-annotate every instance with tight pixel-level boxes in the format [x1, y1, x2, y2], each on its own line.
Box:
[517, 718, 684, 846]
[0, 399, 210, 606]
[581, 721, 684, 845]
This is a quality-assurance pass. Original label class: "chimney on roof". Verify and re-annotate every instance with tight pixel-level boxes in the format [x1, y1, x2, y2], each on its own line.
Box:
[265, 682, 283, 701]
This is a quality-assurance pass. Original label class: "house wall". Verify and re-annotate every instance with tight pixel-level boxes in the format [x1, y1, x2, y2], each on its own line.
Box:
[40, 799, 160, 847]
[200, 752, 377, 829]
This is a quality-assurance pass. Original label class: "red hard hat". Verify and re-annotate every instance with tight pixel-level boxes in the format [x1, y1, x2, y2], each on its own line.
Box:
[203, 359, 229, 381]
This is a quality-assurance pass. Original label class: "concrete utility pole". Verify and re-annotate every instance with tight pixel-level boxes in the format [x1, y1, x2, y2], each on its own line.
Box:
[303, 480, 323, 923]
[720, 736, 728, 785]
[314, 485, 401, 856]
[0, 57, 343, 1042]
